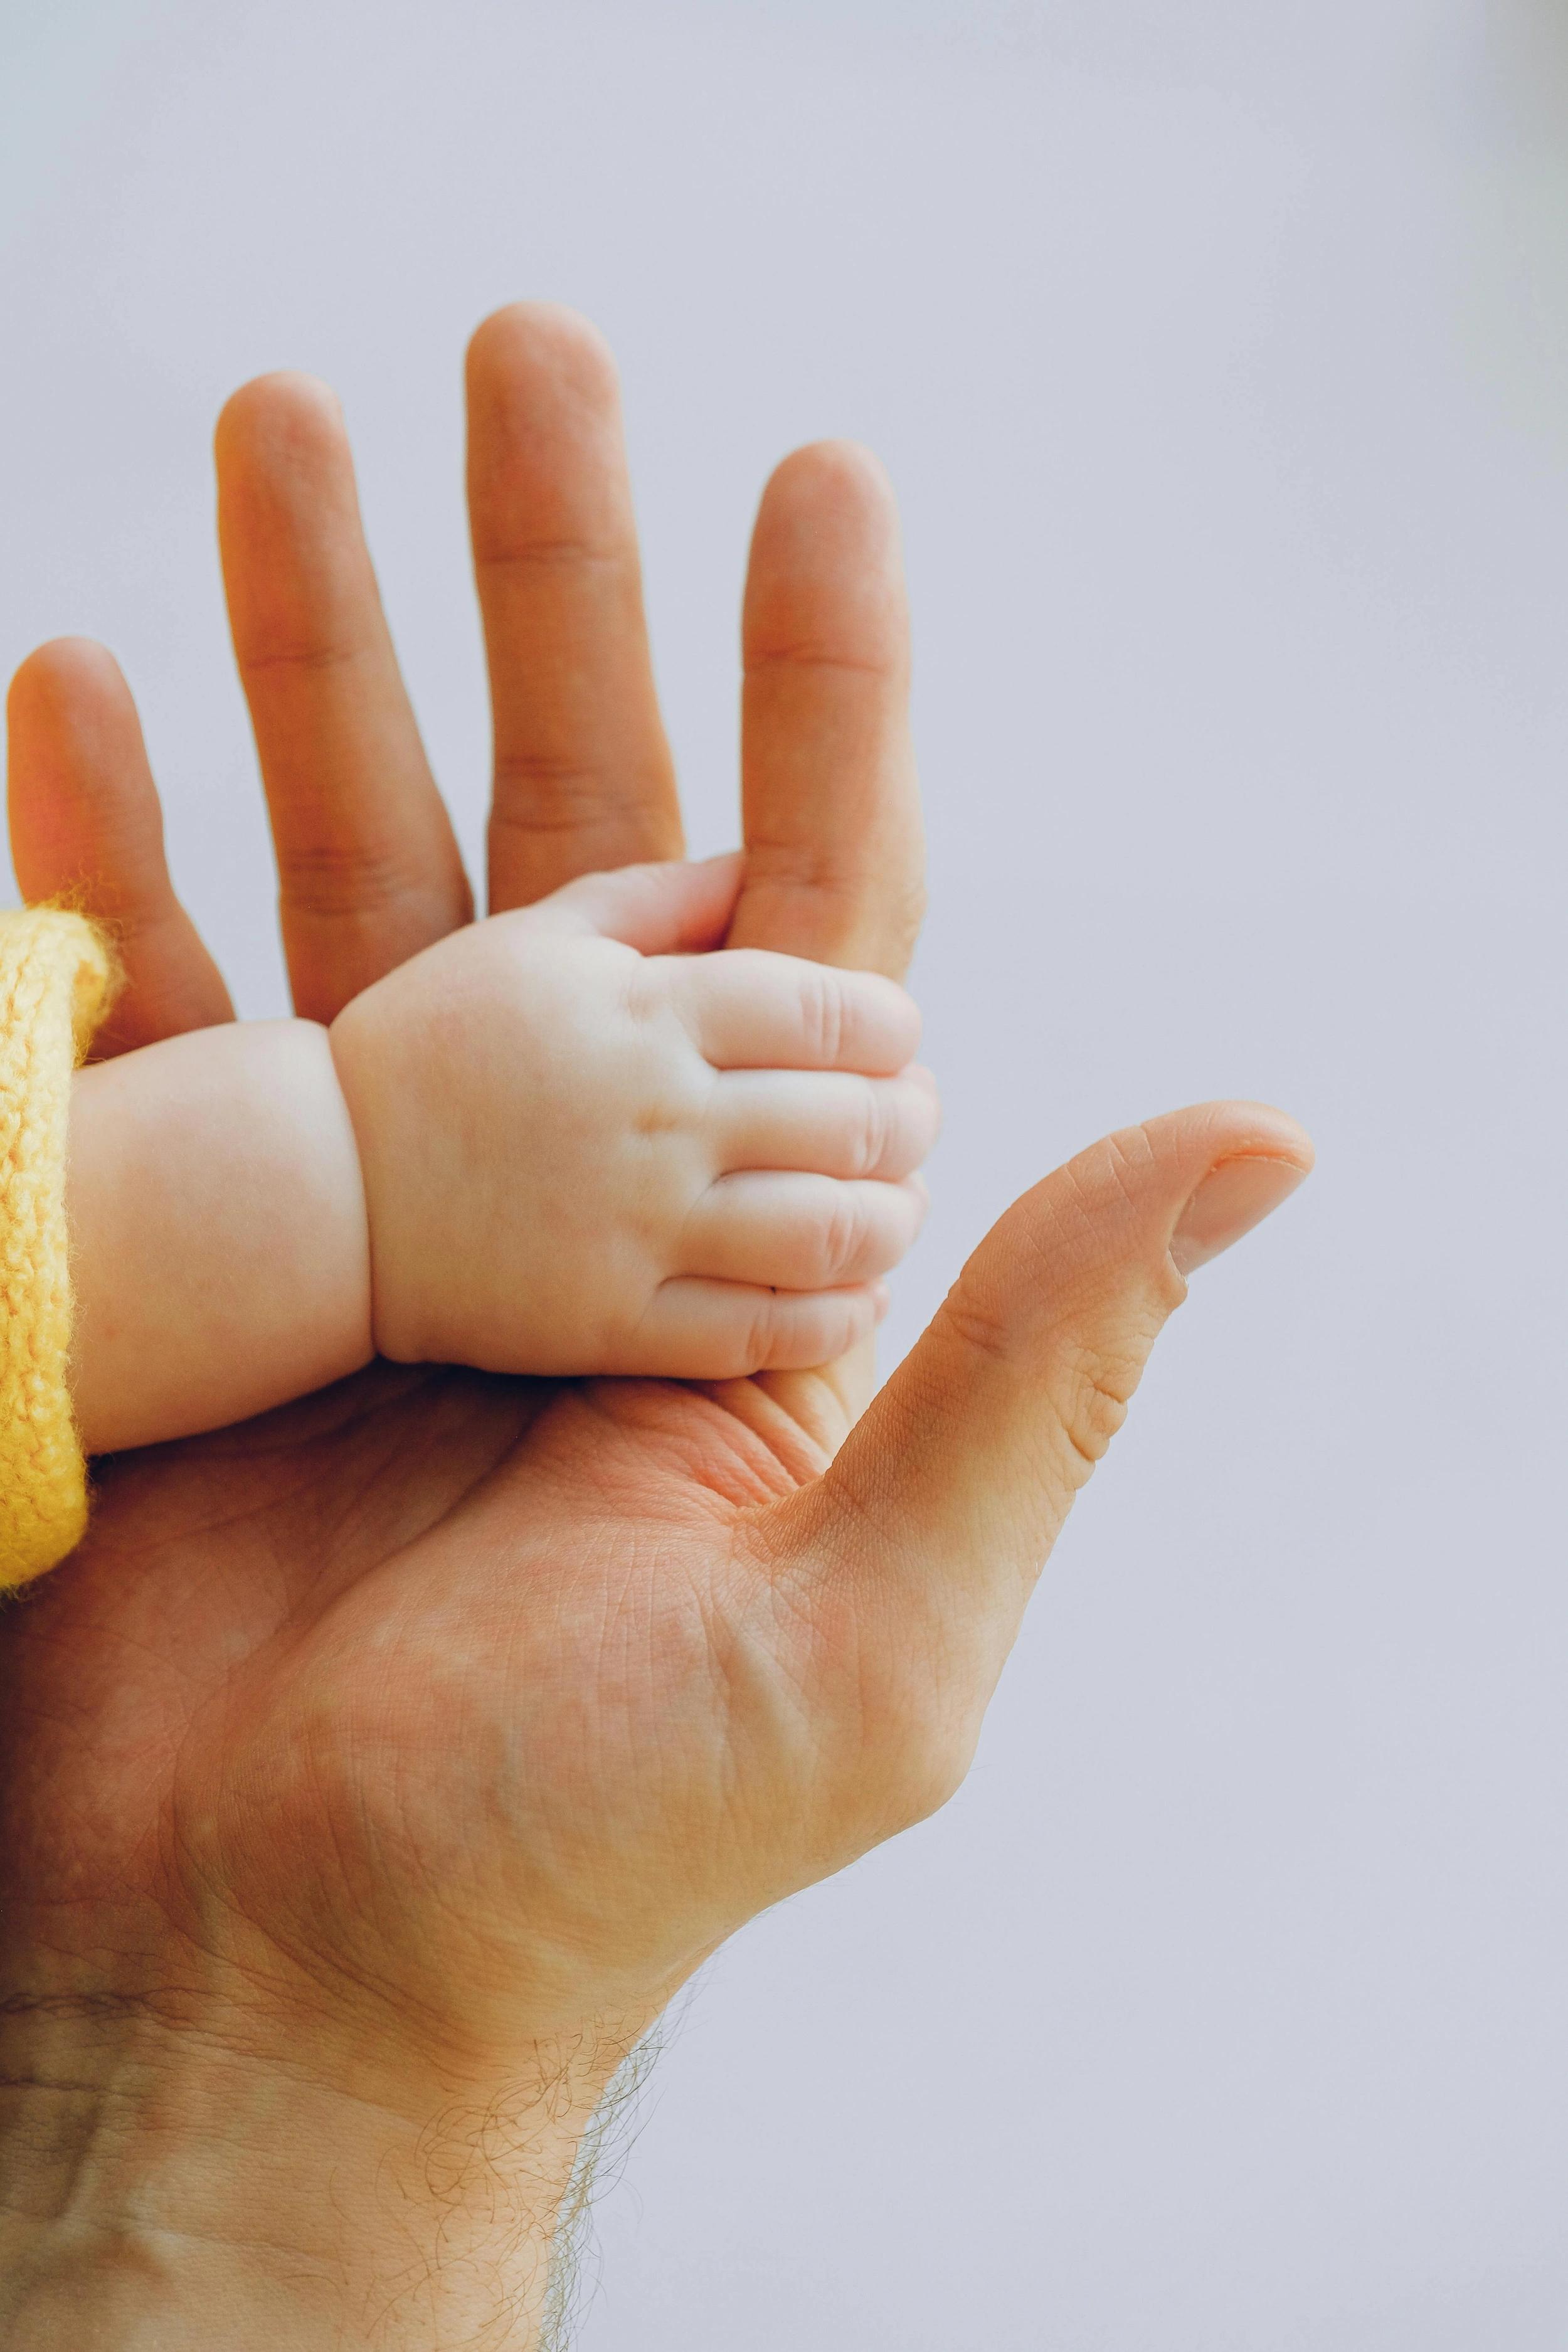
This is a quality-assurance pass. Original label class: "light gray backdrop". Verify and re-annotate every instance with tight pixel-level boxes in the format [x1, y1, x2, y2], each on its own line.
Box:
[3, 3, 1565, 2344]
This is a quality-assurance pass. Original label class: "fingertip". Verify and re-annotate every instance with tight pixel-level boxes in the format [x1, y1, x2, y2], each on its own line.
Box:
[7, 639, 159, 896]
[737, 1281, 879, 1375]
[754, 440, 901, 544]
[684, 847, 746, 911]
[1020, 1099, 1316, 1291]
[465, 301, 621, 410]
[8, 636, 127, 728]
[551, 852, 744, 953]
[888, 976, 923, 1057]
[1157, 1104, 1315, 1276]
[744, 442, 908, 679]
[906, 1062, 943, 1146]
[848, 969, 922, 1073]
[643, 1275, 882, 1379]
[215, 371, 347, 472]
[1200, 1098, 1315, 1173]
[849, 1281, 886, 1350]
[766, 1283, 882, 1372]
[4, 635, 233, 1052]
[1169, 1148, 1312, 1276]
[215, 376, 364, 625]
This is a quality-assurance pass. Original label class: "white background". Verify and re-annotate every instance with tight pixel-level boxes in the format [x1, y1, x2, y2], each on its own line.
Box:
[4, 3, 1567, 2343]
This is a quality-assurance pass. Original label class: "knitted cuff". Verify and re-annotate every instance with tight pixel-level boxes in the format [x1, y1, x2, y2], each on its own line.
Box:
[0, 909, 115, 1592]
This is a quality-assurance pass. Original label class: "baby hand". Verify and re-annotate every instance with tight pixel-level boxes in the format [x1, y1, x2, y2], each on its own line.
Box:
[329, 857, 939, 1379]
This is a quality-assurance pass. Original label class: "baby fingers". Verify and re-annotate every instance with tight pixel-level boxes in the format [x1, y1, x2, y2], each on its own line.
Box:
[708, 1065, 940, 1181]
[632, 1278, 888, 1379]
[680, 1170, 928, 1289]
[667, 948, 919, 1074]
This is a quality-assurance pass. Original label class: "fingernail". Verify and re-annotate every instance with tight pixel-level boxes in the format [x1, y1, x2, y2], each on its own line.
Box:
[872, 1280, 892, 1322]
[1170, 1155, 1310, 1275]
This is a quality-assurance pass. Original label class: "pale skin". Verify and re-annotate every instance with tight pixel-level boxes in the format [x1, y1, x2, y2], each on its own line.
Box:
[0, 305, 1312, 2349]
[67, 850, 938, 1454]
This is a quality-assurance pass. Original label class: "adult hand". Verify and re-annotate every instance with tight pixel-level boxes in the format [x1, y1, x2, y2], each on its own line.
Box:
[0, 307, 1310, 2351]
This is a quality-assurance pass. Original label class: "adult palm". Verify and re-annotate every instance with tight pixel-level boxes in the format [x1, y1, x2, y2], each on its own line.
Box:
[0, 307, 1308, 2344]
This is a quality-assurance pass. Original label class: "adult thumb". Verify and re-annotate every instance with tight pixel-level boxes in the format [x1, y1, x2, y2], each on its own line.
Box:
[776, 1099, 1312, 1683]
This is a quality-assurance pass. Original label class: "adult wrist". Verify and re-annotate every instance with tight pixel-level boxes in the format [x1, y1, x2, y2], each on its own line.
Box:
[0, 1957, 611, 2349]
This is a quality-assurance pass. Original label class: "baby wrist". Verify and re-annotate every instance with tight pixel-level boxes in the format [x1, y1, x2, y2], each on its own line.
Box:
[327, 981, 443, 1365]
[67, 1018, 376, 1455]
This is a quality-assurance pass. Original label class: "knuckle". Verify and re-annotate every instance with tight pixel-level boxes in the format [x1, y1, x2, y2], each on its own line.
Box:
[279, 835, 423, 920]
[850, 1083, 889, 1179]
[745, 638, 899, 681]
[748, 1557, 983, 1854]
[474, 531, 623, 576]
[798, 965, 845, 1066]
[938, 1291, 1143, 1483]
[739, 1292, 780, 1372]
[816, 1184, 866, 1282]
[622, 955, 668, 1029]
[724, 859, 927, 981]
[1054, 1340, 1140, 1475]
[489, 751, 612, 831]
[937, 1290, 1017, 1372]
[239, 637, 359, 680]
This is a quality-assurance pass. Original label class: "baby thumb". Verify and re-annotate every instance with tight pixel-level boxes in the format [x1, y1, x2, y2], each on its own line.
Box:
[535, 852, 744, 954]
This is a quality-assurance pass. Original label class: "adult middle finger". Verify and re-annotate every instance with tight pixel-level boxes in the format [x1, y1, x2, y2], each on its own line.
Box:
[467, 303, 684, 910]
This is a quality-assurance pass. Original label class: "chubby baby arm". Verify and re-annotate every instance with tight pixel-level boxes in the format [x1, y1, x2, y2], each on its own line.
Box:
[67, 1019, 374, 1454]
[329, 857, 940, 1380]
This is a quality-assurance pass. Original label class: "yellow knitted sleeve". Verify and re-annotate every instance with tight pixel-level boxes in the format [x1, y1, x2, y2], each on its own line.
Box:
[0, 909, 114, 1592]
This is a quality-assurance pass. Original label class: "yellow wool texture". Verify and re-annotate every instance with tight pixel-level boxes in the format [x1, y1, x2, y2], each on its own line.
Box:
[0, 909, 114, 1592]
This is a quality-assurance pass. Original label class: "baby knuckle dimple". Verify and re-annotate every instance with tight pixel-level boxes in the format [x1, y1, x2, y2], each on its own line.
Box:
[623, 954, 682, 1041]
